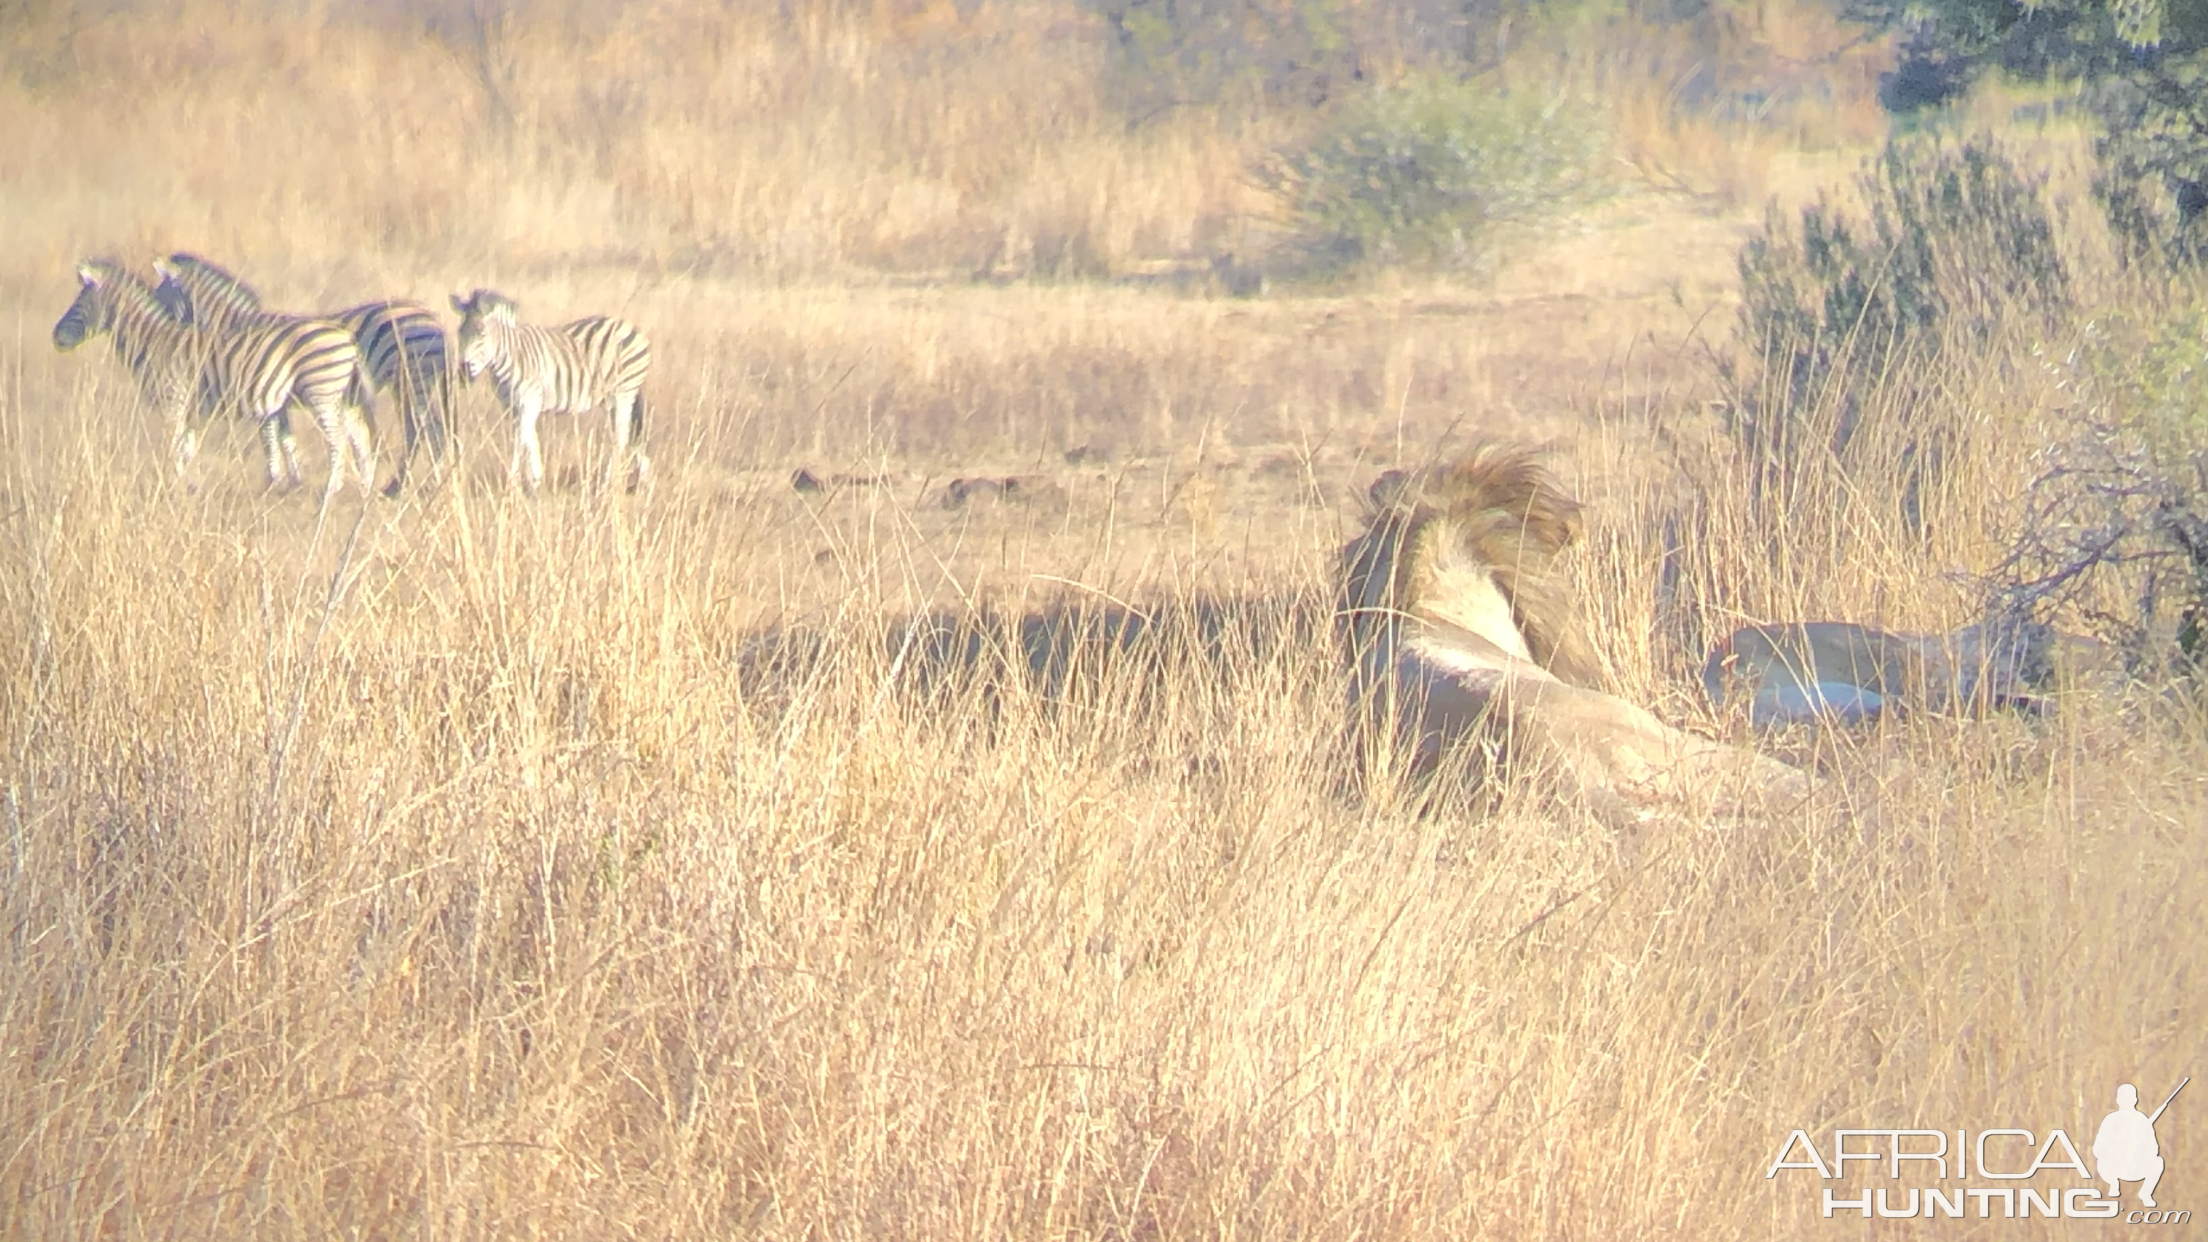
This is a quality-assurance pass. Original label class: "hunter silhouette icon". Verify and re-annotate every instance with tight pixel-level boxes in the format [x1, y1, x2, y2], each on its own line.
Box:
[2094, 1078, 2186, 1208]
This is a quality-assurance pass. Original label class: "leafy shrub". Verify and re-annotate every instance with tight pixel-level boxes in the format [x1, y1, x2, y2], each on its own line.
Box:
[2079, 303, 2208, 467]
[1266, 74, 1609, 273]
[1852, 0, 2208, 269]
[2090, 67, 2208, 268]
[1727, 136, 2069, 524]
[1998, 304, 2208, 666]
[1086, 0, 1497, 120]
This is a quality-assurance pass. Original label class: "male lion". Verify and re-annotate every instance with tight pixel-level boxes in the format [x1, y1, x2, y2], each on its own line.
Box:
[1338, 448, 1807, 822]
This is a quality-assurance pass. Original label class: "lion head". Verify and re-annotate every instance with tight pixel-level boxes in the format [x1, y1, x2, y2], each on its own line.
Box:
[1339, 445, 1599, 686]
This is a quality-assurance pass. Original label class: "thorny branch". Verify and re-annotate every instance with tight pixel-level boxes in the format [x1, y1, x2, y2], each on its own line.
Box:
[1980, 417, 2208, 664]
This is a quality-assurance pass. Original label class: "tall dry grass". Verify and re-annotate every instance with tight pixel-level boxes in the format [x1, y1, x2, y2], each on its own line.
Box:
[8, 354, 2204, 1239]
[2, 1, 2203, 1238]
[0, 0, 1267, 293]
[7, 318, 2202, 1239]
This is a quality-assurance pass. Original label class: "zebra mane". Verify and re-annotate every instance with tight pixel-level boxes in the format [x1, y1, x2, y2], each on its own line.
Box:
[77, 257, 137, 287]
[77, 258, 177, 317]
[159, 252, 263, 312]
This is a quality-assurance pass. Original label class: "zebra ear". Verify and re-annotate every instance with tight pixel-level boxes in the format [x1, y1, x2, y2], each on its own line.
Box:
[77, 264, 102, 287]
[450, 293, 471, 315]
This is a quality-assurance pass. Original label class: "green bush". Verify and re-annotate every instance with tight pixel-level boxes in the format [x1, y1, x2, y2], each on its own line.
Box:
[1737, 136, 2069, 398]
[1268, 74, 1609, 273]
[1727, 136, 2069, 526]
[1995, 302, 2208, 667]
[2077, 303, 2208, 467]
[1086, 0, 1502, 120]
[2090, 67, 2208, 268]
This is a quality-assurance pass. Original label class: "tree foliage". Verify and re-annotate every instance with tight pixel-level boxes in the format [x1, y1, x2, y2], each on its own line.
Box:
[1729, 137, 2068, 528]
[1859, 0, 2208, 259]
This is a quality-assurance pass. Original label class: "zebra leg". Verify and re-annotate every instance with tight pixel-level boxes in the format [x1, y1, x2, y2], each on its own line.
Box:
[301, 393, 354, 503]
[369, 380, 407, 498]
[386, 376, 419, 496]
[606, 394, 631, 492]
[509, 395, 545, 494]
[279, 413, 304, 489]
[171, 419, 202, 483]
[423, 364, 451, 464]
[346, 397, 379, 497]
[613, 387, 648, 491]
[260, 417, 290, 489]
[163, 384, 204, 486]
[263, 399, 311, 493]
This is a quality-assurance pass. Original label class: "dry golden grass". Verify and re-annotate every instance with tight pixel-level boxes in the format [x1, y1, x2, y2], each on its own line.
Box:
[2, 1, 2203, 1238]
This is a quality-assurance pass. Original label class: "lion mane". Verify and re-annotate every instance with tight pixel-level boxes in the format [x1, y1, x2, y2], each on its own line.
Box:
[1339, 446, 1805, 821]
[1344, 447, 1600, 685]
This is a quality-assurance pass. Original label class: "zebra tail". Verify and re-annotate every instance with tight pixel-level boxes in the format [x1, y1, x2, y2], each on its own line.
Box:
[348, 358, 375, 417]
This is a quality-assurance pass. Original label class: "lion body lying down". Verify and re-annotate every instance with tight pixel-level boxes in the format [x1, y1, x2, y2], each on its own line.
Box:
[738, 445, 1807, 822]
[1340, 448, 1807, 820]
[1702, 619, 2111, 727]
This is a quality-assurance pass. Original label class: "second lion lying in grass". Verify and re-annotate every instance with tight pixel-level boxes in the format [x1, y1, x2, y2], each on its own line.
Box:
[1338, 447, 1808, 823]
[1700, 618, 2117, 727]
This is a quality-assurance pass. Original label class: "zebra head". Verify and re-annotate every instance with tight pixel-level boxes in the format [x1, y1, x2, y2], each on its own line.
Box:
[153, 252, 259, 331]
[450, 289, 518, 381]
[53, 261, 160, 351]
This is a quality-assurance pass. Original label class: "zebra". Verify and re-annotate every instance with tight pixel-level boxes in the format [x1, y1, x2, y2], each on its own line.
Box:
[448, 288, 650, 493]
[135, 257, 376, 500]
[52, 260, 194, 404]
[158, 253, 452, 495]
[53, 260, 373, 496]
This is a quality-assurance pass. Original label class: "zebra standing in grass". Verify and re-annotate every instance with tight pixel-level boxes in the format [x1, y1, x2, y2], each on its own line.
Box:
[53, 260, 371, 496]
[151, 254, 388, 497]
[159, 253, 452, 495]
[449, 289, 650, 494]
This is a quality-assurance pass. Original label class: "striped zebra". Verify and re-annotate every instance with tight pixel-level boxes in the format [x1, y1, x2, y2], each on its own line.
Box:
[52, 260, 193, 403]
[53, 260, 370, 495]
[138, 255, 377, 498]
[159, 253, 452, 495]
[449, 289, 650, 493]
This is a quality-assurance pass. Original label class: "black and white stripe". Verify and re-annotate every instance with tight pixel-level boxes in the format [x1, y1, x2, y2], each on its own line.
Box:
[162, 253, 451, 494]
[336, 300, 452, 490]
[51, 260, 197, 416]
[136, 256, 375, 499]
[54, 260, 354, 493]
[449, 288, 650, 493]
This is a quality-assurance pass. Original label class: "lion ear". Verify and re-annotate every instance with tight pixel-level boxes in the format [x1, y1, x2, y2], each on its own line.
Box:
[1367, 469, 1410, 509]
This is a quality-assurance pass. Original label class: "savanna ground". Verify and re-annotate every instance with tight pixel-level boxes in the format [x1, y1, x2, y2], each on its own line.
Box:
[0, 1, 2201, 1237]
